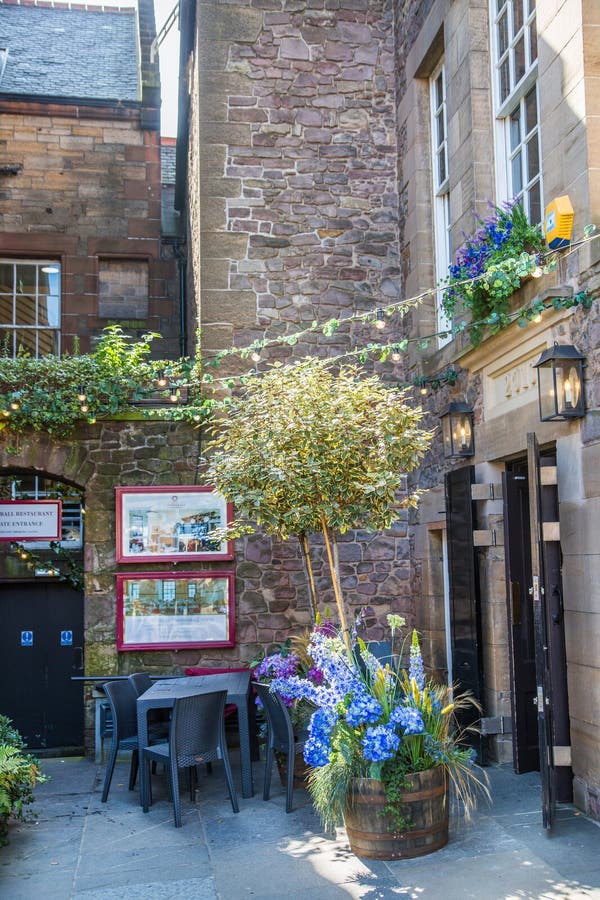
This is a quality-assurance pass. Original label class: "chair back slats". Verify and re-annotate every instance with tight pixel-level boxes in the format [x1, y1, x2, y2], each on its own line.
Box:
[128, 673, 153, 697]
[170, 690, 228, 769]
[103, 680, 138, 743]
[253, 682, 295, 753]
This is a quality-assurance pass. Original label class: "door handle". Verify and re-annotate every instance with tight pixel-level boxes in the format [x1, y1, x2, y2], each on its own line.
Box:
[73, 646, 84, 670]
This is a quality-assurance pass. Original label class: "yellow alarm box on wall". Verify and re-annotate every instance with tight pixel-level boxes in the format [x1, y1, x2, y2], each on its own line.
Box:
[544, 195, 574, 249]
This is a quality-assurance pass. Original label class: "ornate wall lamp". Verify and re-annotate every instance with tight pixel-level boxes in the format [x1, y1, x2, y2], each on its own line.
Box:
[532, 343, 585, 421]
[441, 402, 474, 458]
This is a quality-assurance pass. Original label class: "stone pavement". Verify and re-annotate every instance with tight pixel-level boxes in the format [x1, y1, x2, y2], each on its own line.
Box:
[1, 753, 599, 899]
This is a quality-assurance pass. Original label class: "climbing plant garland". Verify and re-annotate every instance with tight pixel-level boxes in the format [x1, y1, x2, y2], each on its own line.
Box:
[0, 232, 596, 435]
[8, 541, 84, 592]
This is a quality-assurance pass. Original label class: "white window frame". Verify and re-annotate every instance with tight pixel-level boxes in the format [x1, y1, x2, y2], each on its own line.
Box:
[429, 60, 452, 347]
[491, 0, 542, 222]
[0, 259, 61, 358]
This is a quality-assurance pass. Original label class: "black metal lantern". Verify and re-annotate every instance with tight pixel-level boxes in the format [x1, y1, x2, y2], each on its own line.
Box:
[532, 343, 585, 421]
[441, 402, 474, 458]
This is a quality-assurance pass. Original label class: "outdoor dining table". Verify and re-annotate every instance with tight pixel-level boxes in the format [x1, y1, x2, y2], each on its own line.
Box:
[136, 671, 254, 809]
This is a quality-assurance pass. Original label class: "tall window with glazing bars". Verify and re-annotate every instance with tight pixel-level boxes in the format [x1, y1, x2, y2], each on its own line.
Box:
[491, 0, 541, 222]
[0, 260, 61, 358]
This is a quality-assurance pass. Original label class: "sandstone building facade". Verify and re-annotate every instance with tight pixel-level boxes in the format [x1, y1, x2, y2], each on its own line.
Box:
[177, 0, 600, 822]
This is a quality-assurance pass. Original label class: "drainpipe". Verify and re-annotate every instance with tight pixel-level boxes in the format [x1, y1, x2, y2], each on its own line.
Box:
[174, 239, 187, 358]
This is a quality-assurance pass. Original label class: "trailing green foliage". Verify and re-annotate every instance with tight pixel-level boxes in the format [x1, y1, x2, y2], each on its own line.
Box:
[0, 326, 208, 437]
[442, 202, 546, 345]
[0, 716, 46, 847]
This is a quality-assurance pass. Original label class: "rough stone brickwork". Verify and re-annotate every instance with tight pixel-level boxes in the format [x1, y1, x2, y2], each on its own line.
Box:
[0, 108, 178, 355]
[187, 0, 419, 652]
[0, 0, 176, 356]
[193, 0, 402, 360]
[98, 259, 149, 320]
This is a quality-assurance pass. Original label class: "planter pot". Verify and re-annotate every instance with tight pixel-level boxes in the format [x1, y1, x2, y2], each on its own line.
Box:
[275, 754, 311, 790]
[344, 768, 448, 860]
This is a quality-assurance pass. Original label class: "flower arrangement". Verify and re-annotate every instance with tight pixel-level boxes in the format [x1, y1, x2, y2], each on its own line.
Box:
[270, 616, 487, 834]
[250, 632, 325, 734]
[442, 201, 546, 345]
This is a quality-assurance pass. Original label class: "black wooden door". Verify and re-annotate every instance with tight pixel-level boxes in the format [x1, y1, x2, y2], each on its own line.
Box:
[527, 433, 572, 829]
[503, 466, 539, 773]
[0, 581, 84, 750]
[445, 466, 484, 763]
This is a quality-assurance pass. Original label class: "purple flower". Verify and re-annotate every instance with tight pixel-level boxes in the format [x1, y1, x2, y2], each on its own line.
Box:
[253, 651, 300, 682]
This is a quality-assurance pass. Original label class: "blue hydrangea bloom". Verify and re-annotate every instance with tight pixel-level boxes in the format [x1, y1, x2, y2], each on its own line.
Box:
[362, 725, 400, 762]
[390, 705, 425, 735]
[345, 693, 383, 727]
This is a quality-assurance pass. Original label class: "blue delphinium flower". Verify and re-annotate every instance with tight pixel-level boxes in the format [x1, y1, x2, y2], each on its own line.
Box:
[362, 725, 400, 762]
[409, 629, 425, 691]
[303, 707, 337, 768]
[390, 704, 425, 735]
[345, 693, 383, 727]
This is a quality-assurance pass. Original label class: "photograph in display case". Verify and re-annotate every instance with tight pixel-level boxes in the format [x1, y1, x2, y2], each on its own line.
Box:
[115, 486, 234, 563]
[116, 571, 235, 650]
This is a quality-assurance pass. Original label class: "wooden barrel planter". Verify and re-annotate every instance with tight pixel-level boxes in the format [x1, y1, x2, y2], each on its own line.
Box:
[344, 768, 448, 860]
[276, 754, 311, 790]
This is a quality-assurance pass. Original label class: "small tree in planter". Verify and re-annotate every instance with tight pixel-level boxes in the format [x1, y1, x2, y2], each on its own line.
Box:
[206, 358, 432, 644]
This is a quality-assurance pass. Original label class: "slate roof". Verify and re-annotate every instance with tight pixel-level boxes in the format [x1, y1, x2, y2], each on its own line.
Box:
[0, 3, 139, 102]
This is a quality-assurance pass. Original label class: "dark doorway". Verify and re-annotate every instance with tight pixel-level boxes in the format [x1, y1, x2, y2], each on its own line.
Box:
[0, 581, 84, 751]
[445, 466, 485, 763]
[504, 447, 572, 812]
[503, 460, 539, 772]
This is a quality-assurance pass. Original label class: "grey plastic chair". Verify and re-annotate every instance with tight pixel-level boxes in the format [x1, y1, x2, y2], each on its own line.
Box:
[101, 680, 140, 803]
[128, 672, 153, 696]
[141, 689, 239, 827]
[128, 672, 170, 740]
[253, 682, 306, 814]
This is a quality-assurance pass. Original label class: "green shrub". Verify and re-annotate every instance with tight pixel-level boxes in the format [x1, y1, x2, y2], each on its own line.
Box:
[0, 717, 46, 847]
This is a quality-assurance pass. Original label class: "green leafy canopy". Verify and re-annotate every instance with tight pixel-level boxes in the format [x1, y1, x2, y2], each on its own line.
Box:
[206, 358, 433, 540]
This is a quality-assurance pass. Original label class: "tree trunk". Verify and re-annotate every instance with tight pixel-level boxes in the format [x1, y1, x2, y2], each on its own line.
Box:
[320, 516, 351, 652]
[299, 532, 318, 624]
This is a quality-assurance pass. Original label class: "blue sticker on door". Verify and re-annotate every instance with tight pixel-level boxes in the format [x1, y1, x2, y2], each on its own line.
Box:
[21, 631, 34, 647]
[60, 630, 73, 646]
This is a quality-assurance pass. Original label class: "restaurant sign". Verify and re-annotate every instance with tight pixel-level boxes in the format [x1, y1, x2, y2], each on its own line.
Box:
[0, 500, 62, 541]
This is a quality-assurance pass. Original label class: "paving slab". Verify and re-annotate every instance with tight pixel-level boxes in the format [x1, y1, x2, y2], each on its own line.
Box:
[1, 754, 599, 900]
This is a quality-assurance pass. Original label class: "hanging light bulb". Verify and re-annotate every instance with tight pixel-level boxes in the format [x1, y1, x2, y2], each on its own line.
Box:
[420, 384, 428, 396]
[391, 347, 402, 362]
[10, 399, 20, 411]
[156, 369, 168, 388]
[80, 403, 89, 414]
[169, 389, 178, 403]
[532, 312, 542, 323]
[77, 385, 87, 402]
[375, 308, 386, 330]
[251, 350, 261, 363]
[2, 409, 10, 417]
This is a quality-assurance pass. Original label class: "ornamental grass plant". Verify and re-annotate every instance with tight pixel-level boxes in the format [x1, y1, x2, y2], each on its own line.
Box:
[271, 617, 488, 833]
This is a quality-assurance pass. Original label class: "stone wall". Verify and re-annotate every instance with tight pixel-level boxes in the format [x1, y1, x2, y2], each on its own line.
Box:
[392, 0, 600, 814]
[192, 0, 401, 361]
[0, 106, 179, 357]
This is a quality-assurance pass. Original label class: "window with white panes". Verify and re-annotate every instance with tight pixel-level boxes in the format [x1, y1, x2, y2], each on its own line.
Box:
[0, 260, 61, 357]
[492, 0, 542, 223]
[429, 61, 452, 346]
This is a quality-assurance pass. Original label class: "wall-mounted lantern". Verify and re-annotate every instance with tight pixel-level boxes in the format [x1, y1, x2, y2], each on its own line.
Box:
[532, 343, 585, 421]
[441, 402, 474, 458]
